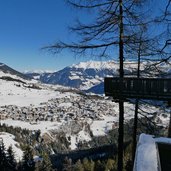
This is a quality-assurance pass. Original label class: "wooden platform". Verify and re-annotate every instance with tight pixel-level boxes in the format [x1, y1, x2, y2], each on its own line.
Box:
[104, 77, 171, 101]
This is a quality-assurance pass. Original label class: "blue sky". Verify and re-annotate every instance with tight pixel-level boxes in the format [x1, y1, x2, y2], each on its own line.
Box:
[0, 0, 168, 72]
[0, 0, 90, 72]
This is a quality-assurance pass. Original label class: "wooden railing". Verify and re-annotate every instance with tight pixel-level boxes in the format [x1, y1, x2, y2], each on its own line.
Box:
[104, 77, 171, 101]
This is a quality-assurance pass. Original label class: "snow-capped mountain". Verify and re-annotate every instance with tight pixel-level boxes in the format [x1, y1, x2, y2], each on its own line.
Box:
[25, 61, 142, 91]
[25, 60, 171, 94]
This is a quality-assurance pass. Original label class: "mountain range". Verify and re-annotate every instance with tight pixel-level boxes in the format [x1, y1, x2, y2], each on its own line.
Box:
[25, 60, 171, 94]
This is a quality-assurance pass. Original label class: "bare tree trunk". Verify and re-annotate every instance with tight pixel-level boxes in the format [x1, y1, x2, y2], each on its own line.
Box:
[118, 0, 124, 170]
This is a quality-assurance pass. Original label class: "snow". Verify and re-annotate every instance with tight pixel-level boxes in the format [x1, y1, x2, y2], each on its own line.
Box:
[69, 75, 80, 80]
[0, 79, 66, 107]
[78, 130, 91, 142]
[0, 71, 36, 84]
[1, 119, 62, 135]
[89, 102, 139, 137]
[155, 137, 171, 144]
[33, 155, 43, 162]
[90, 116, 118, 136]
[72, 60, 146, 71]
[134, 134, 171, 171]
[80, 78, 102, 90]
[72, 60, 118, 70]
[69, 130, 92, 150]
[0, 132, 23, 161]
[67, 125, 92, 150]
[33, 75, 40, 80]
[69, 135, 77, 150]
[58, 102, 73, 108]
[0, 71, 16, 77]
[133, 134, 159, 171]
[24, 70, 57, 74]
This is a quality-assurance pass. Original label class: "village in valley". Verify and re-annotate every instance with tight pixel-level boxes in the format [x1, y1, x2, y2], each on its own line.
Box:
[0, 91, 117, 126]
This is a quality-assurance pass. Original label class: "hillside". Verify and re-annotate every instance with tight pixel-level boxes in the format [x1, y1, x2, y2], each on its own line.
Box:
[0, 63, 31, 80]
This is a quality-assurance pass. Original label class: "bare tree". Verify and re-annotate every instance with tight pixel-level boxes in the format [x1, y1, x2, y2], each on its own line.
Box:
[44, 1, 158, 170]
[45, 0, 152, 58]
[125, 29, 154, 163]
[153, 0, 171, 137]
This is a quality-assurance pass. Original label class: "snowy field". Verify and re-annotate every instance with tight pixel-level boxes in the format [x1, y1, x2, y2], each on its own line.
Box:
[0, 79, 75, 107]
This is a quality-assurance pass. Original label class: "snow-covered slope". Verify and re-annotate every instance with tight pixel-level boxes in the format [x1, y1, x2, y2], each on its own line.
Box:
[0, 63, 74, 106]
[0, 132, 23, 161]
[0, 79, 64, 106]
[0, 63, 31, 80]
[26, 60, 171, 94]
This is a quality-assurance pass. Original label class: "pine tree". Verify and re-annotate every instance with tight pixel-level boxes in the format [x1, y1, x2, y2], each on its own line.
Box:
[0, 138, 8, 171]
[73, 159, 84, 171]
[39, 151, 53, 171]
[94, 160, 105, 171]
[82, 158, 94, 171]
[105, 159, 116, 171]
[6, 146, 17, 171]
[62, 157, 73, 171]
[22, 145, 35, 171]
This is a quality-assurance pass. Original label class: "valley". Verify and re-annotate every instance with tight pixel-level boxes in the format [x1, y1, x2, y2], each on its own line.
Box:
[0, 61, 170, 170]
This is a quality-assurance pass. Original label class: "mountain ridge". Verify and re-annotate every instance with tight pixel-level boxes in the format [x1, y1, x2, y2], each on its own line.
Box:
[25, 60, 171, 94]
[25, 60, 141, 92]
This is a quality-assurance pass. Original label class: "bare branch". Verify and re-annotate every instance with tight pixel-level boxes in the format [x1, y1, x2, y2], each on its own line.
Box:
[67, 0, 117, 9]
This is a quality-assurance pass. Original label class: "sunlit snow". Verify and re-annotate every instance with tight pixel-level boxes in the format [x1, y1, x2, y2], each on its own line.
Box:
[0, 132, 23, 161]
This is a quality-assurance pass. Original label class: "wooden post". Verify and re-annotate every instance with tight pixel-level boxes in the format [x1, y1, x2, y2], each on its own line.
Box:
[132, 36, 141, 164]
